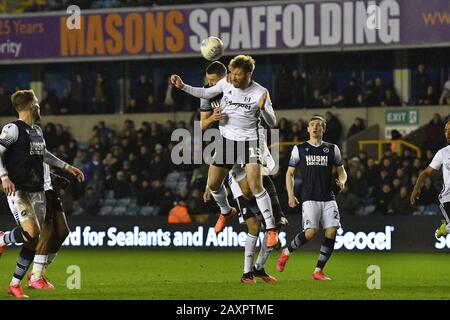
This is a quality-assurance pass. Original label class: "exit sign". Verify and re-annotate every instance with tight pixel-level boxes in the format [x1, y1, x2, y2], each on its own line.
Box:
[385, 109, 419, 125]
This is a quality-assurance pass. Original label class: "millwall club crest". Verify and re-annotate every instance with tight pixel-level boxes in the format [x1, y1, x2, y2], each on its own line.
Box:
[305, 148, 309, 152]
[323, 147, 329, 153]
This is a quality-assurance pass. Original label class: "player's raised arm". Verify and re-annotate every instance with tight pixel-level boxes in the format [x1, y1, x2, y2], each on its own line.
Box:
[171, 74, 225, 100]
[258, 91, 276, 128]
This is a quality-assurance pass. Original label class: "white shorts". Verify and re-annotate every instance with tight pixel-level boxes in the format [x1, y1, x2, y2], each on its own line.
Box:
[229, 141, 276, 183]
[302, 200, 340, 230]
[7, 191, 46, 225]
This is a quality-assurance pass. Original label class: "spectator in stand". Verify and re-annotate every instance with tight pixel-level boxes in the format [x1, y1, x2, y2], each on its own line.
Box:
[368, 78, 386, 106]
[414, 64, 430, 104]
[355, 94, 367, 107]
[88, 171, 105, 196]
[56, 123, 71, 147]
[129, 174, 140, 197]
[136, 179, 152, 207]
[289, 68, 306, 108]
[78, 186, 101, 216]
[444, 74, 450, 91]
[83, 152, 104, 183]
[44, 123, 58, 150]
[381, 89, 401, 106]
[71, 73, 88, 114]
[341, 79, 359, 107]
[347, 117, 365, 138]
[274, 67, 291, 108]
[0, 86, 12, 115]
[388, 186, 417, 215]
[425, 113, 445, 153]
[114, 171, 131, 199]
[422, 86, 438, 105]
[417, 177, 439, 207]
[323, 111, 342, 145]
[348, 169, 369, 199]
[134, 74, 155, 111]
[187, 189, 205, 215]
[310, 89, 325, 108]
[144, 95, 158, 112]
[374, 184, 393, 215]
[395, 168, 410, 187]
[336, 186, 359, 215]
[439, 89, 450, 105]
[291, 120, 308, 142]
[365, 158, 379, 182]
[59, 89, 73, 114]
[92, 73, 111, 114]
[278, 118, 291, 141]
[168, 201, 192, 223]
[125, 99, 142, 113]
[41, 89, 58, 115]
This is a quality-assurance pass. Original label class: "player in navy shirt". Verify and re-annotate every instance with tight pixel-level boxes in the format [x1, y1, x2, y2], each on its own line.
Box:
[276, 115, 347, 281]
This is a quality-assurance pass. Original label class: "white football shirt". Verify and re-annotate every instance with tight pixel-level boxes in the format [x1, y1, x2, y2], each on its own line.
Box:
[183, 78, 276, 141]
[429, 145, 450, 204]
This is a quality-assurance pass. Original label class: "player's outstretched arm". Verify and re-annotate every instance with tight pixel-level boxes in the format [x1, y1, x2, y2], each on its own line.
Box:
[171, 74, 224, 100]
[44, 150, 85, 183]
[410, 166, 435, 205]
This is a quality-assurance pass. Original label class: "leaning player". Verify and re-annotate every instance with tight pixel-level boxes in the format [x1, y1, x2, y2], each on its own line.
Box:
[411, 119, 450, 238]
[172, 55, 279, 248]
[0, 90, 84, 298]
[199, 61, 287, 225]
[28, 164, 71, 289]
[276, 116, 347, 281]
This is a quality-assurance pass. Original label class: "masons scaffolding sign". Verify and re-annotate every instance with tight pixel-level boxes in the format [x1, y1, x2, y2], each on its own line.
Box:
[0, 0, 449, 63]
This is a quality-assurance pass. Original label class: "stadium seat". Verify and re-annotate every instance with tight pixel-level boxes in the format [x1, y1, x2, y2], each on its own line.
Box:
[117, 198, 131, 206]
[112, 206, 127, 216]
[99, 206, 113, 216]
[103, 198, 117, 206]
[105, 190, 114, 199]
[139, 206, 155, 216]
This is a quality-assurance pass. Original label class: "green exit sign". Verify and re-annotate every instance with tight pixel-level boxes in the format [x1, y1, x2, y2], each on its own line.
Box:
[385, 109, 419, 125]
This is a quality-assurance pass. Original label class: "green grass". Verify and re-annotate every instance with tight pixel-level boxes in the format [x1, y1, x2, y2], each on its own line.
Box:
[0, 249, 449, 300]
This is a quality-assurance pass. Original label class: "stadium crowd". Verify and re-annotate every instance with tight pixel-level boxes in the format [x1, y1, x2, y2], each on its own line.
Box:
[0, 111, 445, 219]
[1, 64, 448, 116]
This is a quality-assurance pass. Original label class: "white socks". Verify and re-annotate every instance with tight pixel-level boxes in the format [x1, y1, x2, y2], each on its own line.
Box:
[255, 189, 275, 229]
[244, 234, 258, 273]
[31, 255, 47, 281]
[210, 185, 232, 214]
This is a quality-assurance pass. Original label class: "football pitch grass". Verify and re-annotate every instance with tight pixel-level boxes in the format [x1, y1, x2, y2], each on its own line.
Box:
[0, 249, 449, 300]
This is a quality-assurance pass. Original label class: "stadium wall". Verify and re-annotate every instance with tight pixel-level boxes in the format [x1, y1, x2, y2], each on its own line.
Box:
[0, 105, 447, 143]
[0, 215, 445, 252]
